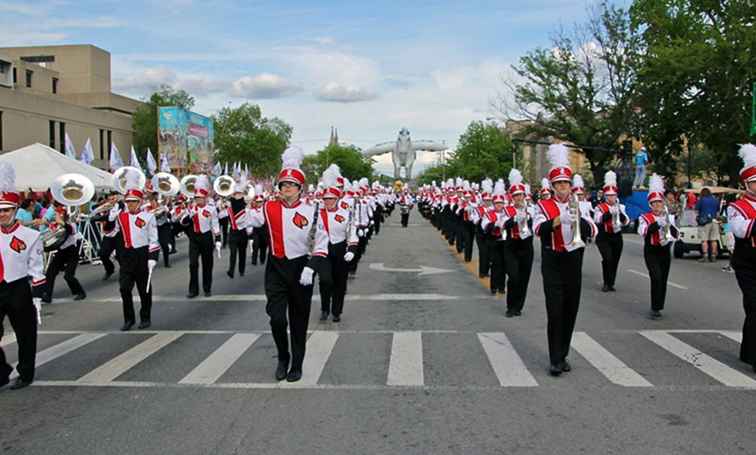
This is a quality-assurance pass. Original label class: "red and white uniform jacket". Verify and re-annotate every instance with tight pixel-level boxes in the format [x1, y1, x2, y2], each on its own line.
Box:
[593, 202, 629, 235]
[245, 205, 264, 234]
[226, 203, 248, 232]
[0, 222, 46, 289]
[501, 205, 534, 240]
[247, 198, 329, 259]
[637, 211, 678, 247]
[534, 197, 597, 252]
[217, 200, 229, 220]
[116, 210, 160, 254]
[727, 194, 756, 259]
[183, 203, 220, 236]
[321, 205, 359, 246]
[480, 208, 506, 240]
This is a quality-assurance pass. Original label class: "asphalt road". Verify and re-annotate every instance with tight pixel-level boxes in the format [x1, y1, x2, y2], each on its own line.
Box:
[1, 210, 754, 455]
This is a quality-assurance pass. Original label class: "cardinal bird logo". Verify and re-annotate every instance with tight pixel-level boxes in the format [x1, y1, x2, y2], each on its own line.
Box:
[340, 202, 349, 210]
[202, 209, 211, 218]
[135, 217, 146, 229]
[292, 212, 309, 229]
[9, 236, 27, 253]
[334, 214, 345, 223]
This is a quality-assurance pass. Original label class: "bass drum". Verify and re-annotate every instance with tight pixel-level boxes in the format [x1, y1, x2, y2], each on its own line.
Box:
[42, 226, 70, 252]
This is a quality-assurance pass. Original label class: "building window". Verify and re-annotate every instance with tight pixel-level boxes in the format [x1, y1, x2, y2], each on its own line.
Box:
[59, 122, 66, 153]
[0, 111, 3, 151]
[99, 129, 104, 160]
[52, 77, 58, 94]
[25, 70, 33, 88]
[49, 120, 55, 149]
[107, 130, 112, 160]
[12, 67, 17, 84]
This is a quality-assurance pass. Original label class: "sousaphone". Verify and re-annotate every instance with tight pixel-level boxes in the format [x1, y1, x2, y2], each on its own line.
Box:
[45, 173, 95, 252]
[180, 174, 199, 198]
[154, 172, 180, 197]
[213, 175, 235, 197]
[113, 166, 146, 195]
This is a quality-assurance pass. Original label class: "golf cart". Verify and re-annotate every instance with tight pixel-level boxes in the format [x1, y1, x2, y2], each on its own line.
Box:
[673, 187, 743, 259]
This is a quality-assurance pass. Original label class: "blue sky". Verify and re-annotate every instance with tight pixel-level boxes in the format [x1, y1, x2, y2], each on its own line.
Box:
[0, 0, 619, 174]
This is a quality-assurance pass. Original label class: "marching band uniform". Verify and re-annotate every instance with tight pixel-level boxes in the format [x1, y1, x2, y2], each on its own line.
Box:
[247, 147, 330, 382]
[399, 192, 414, 228]
[728, 145, 756, 371]
[0, 163, 46, 389]
[43, 204, 86, 303]
[226, 184, 249, 278]
[217, 199, 230, 249]
[534, 144, 597, 376]
[637, 174, 679, 319]
[146, 196, 173, 268]
[458, 190, 476, 262]
[248, 189, 268, 265]
[475, 180, 494, 278]
[500, 170, 534, 317]
[481, 181, 508, 295]
[592, 172, 629, 292]
[92, 194, 123, 279]
[181, 178, 221, 298]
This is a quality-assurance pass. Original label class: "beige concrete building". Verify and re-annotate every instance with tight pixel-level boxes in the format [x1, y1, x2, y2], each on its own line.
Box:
[0, 44, 143, 169]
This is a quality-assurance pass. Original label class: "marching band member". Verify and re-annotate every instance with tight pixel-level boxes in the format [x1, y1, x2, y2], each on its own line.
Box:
[92, 191, 123, 280]
[474, 179, 494, 278]
[534, 143, 597, 376]
[637, 174, 679, 320]
[500, 169, 534, 317]
[539, 178, 552, 200]
[146, 192, 173, 268]
[728, 144, 756, 372]
[318, 165, 358, 322]
[113, 172, 160, 330]
[572, 175, 594, 220]
[217, 197, 230, 249]
[248, 186, 268, 265]
[0, 163, 46, 390]
[42, 200, 86, 303]
[226, 181, 249, 278]
[593, 171, 629, 292]
[181, 176, 220, 298]
[246, 147, 329, 382]
[481, 179, 508, 296]
[458, 183, 476, 262]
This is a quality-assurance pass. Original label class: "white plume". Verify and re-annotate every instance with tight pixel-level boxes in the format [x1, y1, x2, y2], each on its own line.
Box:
[603, 170, 617, 187]
[359, 177, 369, 187]
[462, 180, 471, 191]
[541, 177, 551, 190]
[321, 164, 341, 188]
[281, 146, 304, 169]
[0, 162, 16, 193]
[648, 173, 665, 194]
[125, 168, 141, 191]
[493, 178, 506, 196]
[508, 168, 523, 186]
[255, 184, 263, 195]
[431, 180, 437, 187]
[739, 144, 756, 170]
[481, 178, 493, 194]
[547, 143, 570, 168]
[573, 174, 585, 188]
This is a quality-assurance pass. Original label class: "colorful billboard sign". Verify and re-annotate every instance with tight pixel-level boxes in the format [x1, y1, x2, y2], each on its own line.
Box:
[158, 106, 214, 173]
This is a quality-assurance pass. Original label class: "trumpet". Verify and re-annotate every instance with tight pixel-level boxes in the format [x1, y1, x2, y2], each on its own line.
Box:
[663, 205, 675, 242]
[567, 193, 586, 249]
[516, 202, 531, 237]
[611, 204, 620, 227]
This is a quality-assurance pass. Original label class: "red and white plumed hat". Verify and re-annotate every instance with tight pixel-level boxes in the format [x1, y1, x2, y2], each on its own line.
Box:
[194, 175, 210, 198]
[0, 162, 20, 209]
[508, 168, 526, 196]
[254, 184, 265, 201]
[492, 179, 507, 203]
[539, 177, 552, 195]
[647, 173, 665, 203]
[277, 146, 306, 187]
[602, 170, 618, 196]
[321, 164, 343, 199]
[547, 143, 573, 183]
[738, 144, 756, 184]
[124, 168, 145, 202]
[572, 174, 585, 194]
[481, 178, 493, 200]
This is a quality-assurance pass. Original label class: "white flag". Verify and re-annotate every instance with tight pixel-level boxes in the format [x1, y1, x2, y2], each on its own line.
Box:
[129, 146, 141, 170]
[64, 133, 77, 159]
[224, 162, 229, 176]
[80, 138, 94, 165]
[212, 162, 222, 176]
[160, 153, 171, 172]
[146, 148, 157, 175]
[109, 143, 124, 171]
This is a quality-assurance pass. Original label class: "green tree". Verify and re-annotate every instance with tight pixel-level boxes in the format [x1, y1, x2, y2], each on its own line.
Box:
[132, 85, 195, 161]
[301, 143, 374, 183]
[213, 103, 293, 177]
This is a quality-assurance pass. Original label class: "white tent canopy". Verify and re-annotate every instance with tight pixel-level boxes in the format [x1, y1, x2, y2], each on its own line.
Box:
[0, 143, 114, 191]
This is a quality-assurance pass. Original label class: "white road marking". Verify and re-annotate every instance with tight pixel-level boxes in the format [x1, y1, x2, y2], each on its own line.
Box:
[11, 333, 106, 379]
[640, 331, 756, 388]
[77, 333, 183, 384]
[369, 263, 453, 276]
[1, 333, 17, 347]
[292, 331, 339, 386]
[720, 331, 742, 343]
[571, 332, 653, 387]
[179, 333, 260, 384]
[627, 269, 688, 290]
[387, 331, 424, 386]
[54, 293, 465, 303]
[478, 332, 538, 387]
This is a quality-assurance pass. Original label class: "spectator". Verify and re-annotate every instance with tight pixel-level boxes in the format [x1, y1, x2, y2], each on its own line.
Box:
[15, 199, 34, 227]
[695, 187, 720, 262]
[633, 147, 649, 189]
[665, 191, 681, 219]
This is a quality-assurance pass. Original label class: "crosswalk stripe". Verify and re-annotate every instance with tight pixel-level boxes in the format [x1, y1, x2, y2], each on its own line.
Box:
[293, 331, 339, 386]
[478, 332, 538, 387]
[1, 333, 17, 347]
[77, 333, 183, 384]
[640, 331, 756, 388]
[11, 333, 106, 380]
[387, 331, 424, 386]
[720, 331, 742, 343]
[179, 334, 260, 384]
[571, 332, 653, 387]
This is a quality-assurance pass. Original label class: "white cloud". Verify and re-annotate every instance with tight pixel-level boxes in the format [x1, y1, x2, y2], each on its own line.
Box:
[46, 17, 124, 29]
[229, 74, 302, 99]
[317, 82, 377, 103]
[112, 67, 227, 97]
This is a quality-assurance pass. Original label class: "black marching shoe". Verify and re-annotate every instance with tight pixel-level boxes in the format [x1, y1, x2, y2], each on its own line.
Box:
[138, 320, 151, 329]
[549, 365, 563, 377]
[286, 369, 302, 382]
[251, 259, 257, 266]
[204, 291, 212, 297]
[10, 378, 32, 390]
[560, 360, 572, 372]
[102, 271, 114, 281]
[0, 375, 9, 388]
[226, 270, 233, 279]
[186, 292, 199, 299]
[505, 309, 516, 318]
[608, 285, 616, 292]
[601, 284, 610, 292]
[275, 359, 289, 381]
[320, 311, 329, 321]
[649, 310, 662, 320]
[73, 293, 86, 301]
[120, 321, 135, 331]
[332, 315, 341, 322]
[514, 310, 522, 317]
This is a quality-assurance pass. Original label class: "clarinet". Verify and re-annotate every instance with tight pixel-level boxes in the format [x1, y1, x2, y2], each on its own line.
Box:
[307, 200, 320, 254]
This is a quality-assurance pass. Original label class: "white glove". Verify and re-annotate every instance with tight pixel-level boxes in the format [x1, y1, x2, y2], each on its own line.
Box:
[33, 298, 42, 325]
[357, 228, 364, 237]
[299, 266, 314, 286]
[148, 259, 157, 270]
[515, 213, 525, 223]
[249, 240, 254, 252]
[215, 241, 222, 258]
[656, 217, 667, 227]
[344, 252, 355, 262]
[370, 220, 374, 226]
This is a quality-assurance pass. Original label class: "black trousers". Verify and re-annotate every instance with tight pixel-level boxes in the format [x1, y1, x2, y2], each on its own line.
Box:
[490, 240, 507, 293]
[219, 217, 229, 248]
[265, 256, 313, 370]
[227, 229, 248, 276]
[476, 229, 490, 276]
[643, 245, 671, 311]
[251, 227, 268, 265]
[320, 241, 349, 316]
[373, 207, 383, 235]
[596, 233, 623, 287]
[462, 221, 475, 262]
[401, 211, 410, 227]
[0, 279, 37, 382]
[189, 232, 214, 294]
[541, 248, 584, 366]
[45, 244, 85, 299]
[349, 232, 368, 274]
[119, 246, 152, 323]
[100, 234, 121, 275]
[158, 224, 173, 267]
[734, 266, 756, 366]
[503, 238, 534, 312]
[455, 216, 465, 253]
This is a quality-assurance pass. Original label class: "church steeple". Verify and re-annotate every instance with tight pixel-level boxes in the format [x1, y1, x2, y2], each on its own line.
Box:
[328, 126, 339, 146]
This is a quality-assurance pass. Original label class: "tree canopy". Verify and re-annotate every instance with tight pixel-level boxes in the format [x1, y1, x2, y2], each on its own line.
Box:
[301, 143, 375, 184]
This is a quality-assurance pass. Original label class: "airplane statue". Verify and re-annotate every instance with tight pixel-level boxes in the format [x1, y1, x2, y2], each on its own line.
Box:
[363, 128, 447, 179]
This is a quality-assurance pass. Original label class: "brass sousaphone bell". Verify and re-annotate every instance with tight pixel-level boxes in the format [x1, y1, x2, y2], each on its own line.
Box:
[180, 174, 199, 198]
[112, 166, 146, 195]
[213, 175, 236, 197]
[154, 172, 180, 197]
